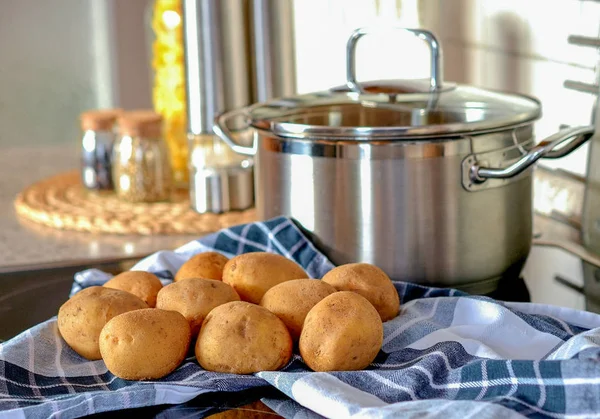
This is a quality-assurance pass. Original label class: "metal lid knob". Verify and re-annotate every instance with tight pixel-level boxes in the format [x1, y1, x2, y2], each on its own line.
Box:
[346, 27, 444, 94]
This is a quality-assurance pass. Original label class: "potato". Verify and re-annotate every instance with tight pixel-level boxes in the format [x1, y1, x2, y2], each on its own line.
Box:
[103, 270, 163, 307]
[175, 251, 229, 282]
[222, 252, 308, 304]
[99, 308, 191, 380]
[299, 291, 383, 372]
[156, 278, 240, 337]
[57, 286, 148, 360]
[206, 401, 278, 419]
[260, 279, 336, 341]
[321, 263, 400, 321]
[195, 301, 292, 374]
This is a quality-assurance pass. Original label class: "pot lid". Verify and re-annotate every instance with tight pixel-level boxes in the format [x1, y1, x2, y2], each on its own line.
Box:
[248, 82, 541, 139]
[245, 28, 541, 140]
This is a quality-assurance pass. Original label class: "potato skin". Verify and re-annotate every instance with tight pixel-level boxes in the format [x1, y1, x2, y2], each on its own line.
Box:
[299, 291, 383, 372]
[99, 308, 191, 380]
[57, 286, 148, 360]
[195, 301, 292, 374]
[321, 263, 400, 321]
[156, 278, 240, 336]
[222, 252, 308, 304]
[103, 271, 163, 307]
[260, 279, 336, 341]
[175, 252, 229, 282]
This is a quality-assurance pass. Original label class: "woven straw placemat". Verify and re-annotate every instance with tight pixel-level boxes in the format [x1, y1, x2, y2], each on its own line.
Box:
[14, 171, 256, 235]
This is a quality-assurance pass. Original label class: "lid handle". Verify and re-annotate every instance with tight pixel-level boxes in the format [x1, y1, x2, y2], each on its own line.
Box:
[346, 27, 443, 93]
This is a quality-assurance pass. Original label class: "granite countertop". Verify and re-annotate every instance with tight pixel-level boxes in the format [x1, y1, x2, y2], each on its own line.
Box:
[0, 144, 200, 272]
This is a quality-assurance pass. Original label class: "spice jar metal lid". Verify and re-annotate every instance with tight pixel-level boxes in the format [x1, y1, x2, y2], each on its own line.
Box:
[221, 28, 542, 141]
[189, 134, 254, 214]
[118, 111, 164, 138]
[80, 109, 123, 131]
[190, 162, 254, 214]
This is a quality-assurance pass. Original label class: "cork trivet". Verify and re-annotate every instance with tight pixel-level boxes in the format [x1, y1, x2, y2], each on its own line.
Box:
[14, 171, 256, 235]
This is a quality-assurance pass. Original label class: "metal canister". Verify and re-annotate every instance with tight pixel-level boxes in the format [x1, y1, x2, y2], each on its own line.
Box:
[182, 0, 254, 213]
[80, 109, 122, 190]
[249, 0, 297, 102]
[182, 0, 252, 135]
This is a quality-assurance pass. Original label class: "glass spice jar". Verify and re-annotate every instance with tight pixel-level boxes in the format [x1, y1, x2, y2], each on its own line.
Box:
[112, 111, 173, 203]
[80, 109, 122, 190]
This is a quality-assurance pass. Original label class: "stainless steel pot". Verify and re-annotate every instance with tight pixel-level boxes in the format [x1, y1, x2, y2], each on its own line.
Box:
[214, 27, 595, 294]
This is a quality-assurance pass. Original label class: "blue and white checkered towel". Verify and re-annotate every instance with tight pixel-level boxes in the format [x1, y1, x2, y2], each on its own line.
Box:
[2, 216, 600, 419]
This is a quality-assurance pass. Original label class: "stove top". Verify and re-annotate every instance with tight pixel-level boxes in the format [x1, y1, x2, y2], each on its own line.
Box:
[510, 244, 600, 313]
[487, 276, 531, 303]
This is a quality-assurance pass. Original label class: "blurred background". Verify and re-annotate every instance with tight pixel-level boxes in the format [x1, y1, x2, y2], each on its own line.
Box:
[1, 0, 598, 177]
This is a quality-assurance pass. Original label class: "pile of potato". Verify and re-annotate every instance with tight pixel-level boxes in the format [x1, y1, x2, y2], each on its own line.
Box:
[57, 251, 400, 380]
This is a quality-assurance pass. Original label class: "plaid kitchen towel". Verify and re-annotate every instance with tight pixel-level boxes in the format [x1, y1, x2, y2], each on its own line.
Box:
[2, 217, 600, 419]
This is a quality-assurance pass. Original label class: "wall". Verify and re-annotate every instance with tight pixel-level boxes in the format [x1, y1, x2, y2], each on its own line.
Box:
[0, 0, 152, 148]
[0, 0, 99, 147]
[293, 0, 600, 176]
[423, 0, 600, 177]
[294, 0, 427, 93]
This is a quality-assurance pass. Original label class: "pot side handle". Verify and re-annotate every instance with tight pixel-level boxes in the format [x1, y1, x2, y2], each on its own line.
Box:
[213, 109, 257, 156]
[470, 125, 595, 183]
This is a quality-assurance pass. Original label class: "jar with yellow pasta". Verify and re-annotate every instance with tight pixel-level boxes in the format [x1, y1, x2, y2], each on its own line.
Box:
[112, 111, 173, 203]
[149, 0, 188, 188]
